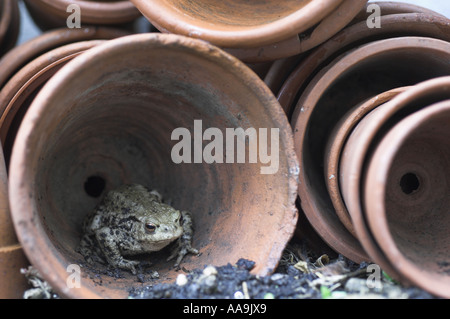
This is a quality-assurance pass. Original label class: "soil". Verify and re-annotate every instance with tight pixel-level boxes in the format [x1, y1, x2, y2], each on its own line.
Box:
[126, 238, 436, 299]
[21, 233, 437, 299]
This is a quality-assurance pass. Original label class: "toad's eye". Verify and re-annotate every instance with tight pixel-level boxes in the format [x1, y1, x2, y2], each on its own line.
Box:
[145, 223, 157, 233]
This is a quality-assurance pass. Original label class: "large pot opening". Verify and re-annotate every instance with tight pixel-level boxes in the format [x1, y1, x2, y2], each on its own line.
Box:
[10, 35, 298, 298]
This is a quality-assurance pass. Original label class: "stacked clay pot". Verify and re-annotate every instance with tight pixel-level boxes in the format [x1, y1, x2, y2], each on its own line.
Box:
[0, 0, 20, 57]
[0, 27, 129, 162]
[291, 36, 450, 264]
[361, 78, 450, 298]
[8, 33, 299, 298]
[337, 77, 450, 298]
[0, 146, 29, 298]
[280, 3, 450, 298]
[23, 0, 141, 30]
[0, 27, 129, 298]
[268, 1, 450, 113]
[2, 0, 450, 299]
[130, 0, 369, 62]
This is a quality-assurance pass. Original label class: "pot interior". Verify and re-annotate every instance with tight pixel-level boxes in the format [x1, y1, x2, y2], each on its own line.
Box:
[163, 0, 311, 27]
[381, 104, 450, 274]
[304, 42, 450, 228]
[12, 35, 297, 298]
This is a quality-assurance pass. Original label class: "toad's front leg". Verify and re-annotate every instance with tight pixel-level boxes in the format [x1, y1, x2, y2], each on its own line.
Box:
[95, 227, 140, 275]
[167, 211, 199, 267]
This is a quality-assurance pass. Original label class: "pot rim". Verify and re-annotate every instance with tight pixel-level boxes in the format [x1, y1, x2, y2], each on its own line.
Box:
[0, 40, 105, 151]
[225, 0, 367, 63]
[324, 87, 409, 237]
[0, 0, 12, 42]
[0, 0, 20, 56]
[0, 27, 130, 90]
[340, 77, 450, 284]
[130, 0, 344, 48]
[364, 95, 450, 298]
[25, 0, 141, 23]
[9, 33, 299, 299]
[277, 12, 450, 116]
[291, 36, 450, 264]
[265, 0, 449, 95]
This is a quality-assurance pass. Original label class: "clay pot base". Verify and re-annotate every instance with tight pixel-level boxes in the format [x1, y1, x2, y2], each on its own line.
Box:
[9, 34, 299, 299]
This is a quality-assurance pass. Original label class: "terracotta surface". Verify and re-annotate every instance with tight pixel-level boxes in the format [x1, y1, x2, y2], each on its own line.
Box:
[0, 0, 20, 57]
[225, 0, 368, 63]
[340, 76, 450, 283]
[131, 0, 345, 49]
[0, 143, 15, 248]
[0, 143, 30, 299]
[9, 34, 299, 299]
[0, 40, 106, 166]
[0, 27, 129, 90]
[0, 244, 30, 298]
[362, 77, 450, 298]
[264, 0, 443, 95]
[276, 12, 450, 117]
[23, 0, 141, 30]
[291, 36, 450, 263]
[324, 87, 408, 237]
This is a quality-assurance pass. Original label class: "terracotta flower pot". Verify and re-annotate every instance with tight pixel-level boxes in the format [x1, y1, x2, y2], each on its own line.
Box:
[276, 11, 450, 117]
[0, 0, 20, 57]
[131, 0, 343, 48]
[225, 0, 368, 63]
[0, 28, 129, 165]
[324, 87, 408, 237]
[291, 37, 450, 263]
[23, 0, 141, 30]
[0, 31, 130, 299]
[352, 77, 450, 298]
[131, 0, 368, 62]
[0, 142, 30, 299]
[0, 29, 129, 299]
[341, 77, 450, 286]
[9, 34, 299, 299]
[365, 100, 450, 298]
[0, 27, 129, 91]
[0, 40, 107, 166]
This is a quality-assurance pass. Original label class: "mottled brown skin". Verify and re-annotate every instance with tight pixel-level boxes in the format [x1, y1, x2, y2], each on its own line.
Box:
[78, 184, 198, 274]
